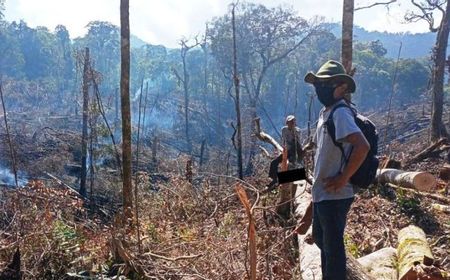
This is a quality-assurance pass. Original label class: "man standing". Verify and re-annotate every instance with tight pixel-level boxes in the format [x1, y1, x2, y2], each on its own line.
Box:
[267, 115, 304, 190]
[304, 60, 369, 279]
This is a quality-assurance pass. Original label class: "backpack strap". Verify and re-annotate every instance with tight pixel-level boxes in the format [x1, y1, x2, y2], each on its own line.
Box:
[325, 103, 357, 167]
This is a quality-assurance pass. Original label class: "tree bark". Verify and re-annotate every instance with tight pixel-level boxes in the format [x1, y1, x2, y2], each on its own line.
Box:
[80, 47, 89, 197]
[431, 0, 450, 141]
[398, 225, 434, 280]
[232, 4, 243, 179]
[120, 0, 133, 223]
[181, 46, 191, 152]
[377, 168, 436, 192]
[342, 0, 354, 74]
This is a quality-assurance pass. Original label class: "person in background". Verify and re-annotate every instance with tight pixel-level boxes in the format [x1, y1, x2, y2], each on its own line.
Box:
[267, 115, 304, 191]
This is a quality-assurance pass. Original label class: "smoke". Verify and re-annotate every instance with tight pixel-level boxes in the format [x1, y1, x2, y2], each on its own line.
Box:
[0, 165, 28, 187]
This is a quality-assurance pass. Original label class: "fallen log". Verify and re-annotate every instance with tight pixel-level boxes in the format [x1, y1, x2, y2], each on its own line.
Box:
[294, 180, 313, 235]
[294, 183, 375, 280]
[386, 183, 450, 204]
[357, 247, 397, 280]
[431, 203, 450, 214]
[45, 172, 84, 198]
[398, 225, 434, 280]
[295, 182, 322, 279]
[403, 138, 447, 167]
[377, 168, 436, 192]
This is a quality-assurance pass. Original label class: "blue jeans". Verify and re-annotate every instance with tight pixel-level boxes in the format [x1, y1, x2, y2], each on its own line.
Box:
[312, 197, 354, 280]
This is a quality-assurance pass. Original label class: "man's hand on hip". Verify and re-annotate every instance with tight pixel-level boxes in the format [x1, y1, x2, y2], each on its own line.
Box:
[323, 173, 349, 192]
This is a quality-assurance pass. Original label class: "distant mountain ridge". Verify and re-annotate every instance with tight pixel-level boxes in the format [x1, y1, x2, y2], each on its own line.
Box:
[130, 22, 436, 59]
[328, 23, 435, 59]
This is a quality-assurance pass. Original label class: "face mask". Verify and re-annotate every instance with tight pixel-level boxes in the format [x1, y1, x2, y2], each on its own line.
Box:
[314, 84, 337, 107]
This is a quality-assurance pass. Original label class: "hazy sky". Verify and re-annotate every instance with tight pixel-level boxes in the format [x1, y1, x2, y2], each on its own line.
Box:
[4, 0, 436, 48]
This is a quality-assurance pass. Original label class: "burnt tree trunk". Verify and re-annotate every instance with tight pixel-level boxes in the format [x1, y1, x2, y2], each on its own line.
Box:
[181, 46, 191, 152]
[342, 0, 354, 73]
[232, 4, 243, 179]
[431, 0, 450, 141]
[120, 0, 133, 223]
[80, 47, 90, 197]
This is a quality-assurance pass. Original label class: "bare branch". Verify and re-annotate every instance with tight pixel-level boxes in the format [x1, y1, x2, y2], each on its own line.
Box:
[354, 0, 397, 11]
[253, 117, 283, 153]
[406, 0, 439, 32]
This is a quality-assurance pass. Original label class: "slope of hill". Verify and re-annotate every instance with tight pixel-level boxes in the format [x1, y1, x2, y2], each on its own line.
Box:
[328, 23, 435, 59]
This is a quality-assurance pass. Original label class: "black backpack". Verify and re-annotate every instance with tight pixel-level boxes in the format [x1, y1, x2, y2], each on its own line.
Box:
[325, 103, 379, 189]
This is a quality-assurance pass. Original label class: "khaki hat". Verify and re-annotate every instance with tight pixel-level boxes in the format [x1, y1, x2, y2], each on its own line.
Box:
[304, 60, 356, 93]
[285, 115, 296, 123]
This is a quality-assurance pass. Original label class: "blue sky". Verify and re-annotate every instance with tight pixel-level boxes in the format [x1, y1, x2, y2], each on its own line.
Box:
[4, 0, 437, 48]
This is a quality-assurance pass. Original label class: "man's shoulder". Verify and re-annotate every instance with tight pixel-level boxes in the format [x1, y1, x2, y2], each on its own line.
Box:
[331, 102, 356, 121]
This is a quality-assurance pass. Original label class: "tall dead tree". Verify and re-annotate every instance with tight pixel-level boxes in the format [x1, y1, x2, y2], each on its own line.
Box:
[0, 82, 18, 188]
[173, 39, 200, 153]
[342, 0, 354, 75]
[405, 0, 450, 140]
[432, 1, 450, 140]
[120, 0, 133, 223]
[80, 47, 90, 197]
[232, 3, 244, 179]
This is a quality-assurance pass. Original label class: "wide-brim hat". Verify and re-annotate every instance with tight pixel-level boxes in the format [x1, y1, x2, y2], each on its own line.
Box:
[304, 60, 356, 93]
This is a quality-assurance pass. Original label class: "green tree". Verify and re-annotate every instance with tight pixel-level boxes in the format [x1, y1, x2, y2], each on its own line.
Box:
[75, 21, 120, 93]
[208, 3, 320, 173]
[0, 22, 25, 77]
[55, 25, 74, 96]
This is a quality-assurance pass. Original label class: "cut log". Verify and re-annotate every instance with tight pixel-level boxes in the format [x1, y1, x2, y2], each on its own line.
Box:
[347, 254, 377, 280]
[438, 164, 450, 181]
[398, 225, 434, 280]
[357, 247, 397, 280]
[295, 181, 322, 279]
[377, 168, 436, 192]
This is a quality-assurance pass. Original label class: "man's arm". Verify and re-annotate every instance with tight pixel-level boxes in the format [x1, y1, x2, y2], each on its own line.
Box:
[324, 131, 369, 192]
